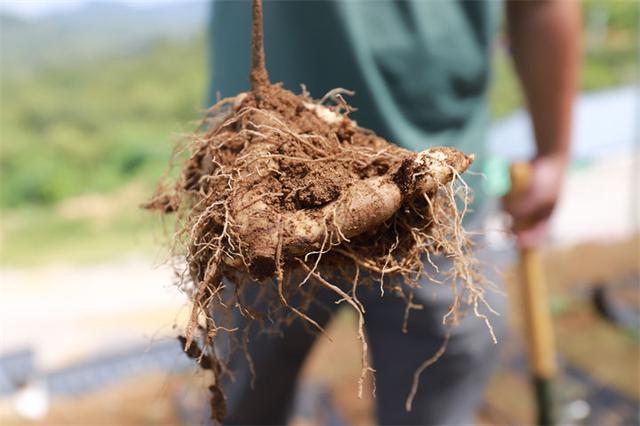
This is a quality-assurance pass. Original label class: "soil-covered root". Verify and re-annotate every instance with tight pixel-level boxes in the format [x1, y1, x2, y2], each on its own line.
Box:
[143, 0, 495, 422]
[226, 145, 474, 278]
[145, 82, 491, 422]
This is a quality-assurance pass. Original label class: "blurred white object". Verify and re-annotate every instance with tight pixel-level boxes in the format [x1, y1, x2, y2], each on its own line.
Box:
[563, 399, 591, 423]
[550, 153, 639, 247]
[483, 211, 513, 252]
[13, 380, 49, 420]
[0, 257, 185, 370]
[489, 85, 637, 161]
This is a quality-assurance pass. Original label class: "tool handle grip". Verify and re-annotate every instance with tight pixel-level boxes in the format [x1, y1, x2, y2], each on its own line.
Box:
[510, 163, 558, 379]
[510, 162, 534, 196]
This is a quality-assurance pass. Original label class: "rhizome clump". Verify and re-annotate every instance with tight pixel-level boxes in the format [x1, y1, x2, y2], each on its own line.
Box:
[145, 0, 497, 421]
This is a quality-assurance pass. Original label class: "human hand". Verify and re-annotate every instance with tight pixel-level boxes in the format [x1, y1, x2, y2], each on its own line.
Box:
[503, 154, 569, 249]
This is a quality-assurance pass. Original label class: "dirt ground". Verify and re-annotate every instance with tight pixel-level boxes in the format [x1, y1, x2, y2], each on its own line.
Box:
[0, 236, 637, 425]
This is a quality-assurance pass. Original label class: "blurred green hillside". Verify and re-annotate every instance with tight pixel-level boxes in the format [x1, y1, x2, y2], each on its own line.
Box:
[1, 37, 205, 208]
[490, 0, 639, 118]
[0, 1, 637, 265]
[0, 3, 208, 264]
[0, 32, 206, 263]
[0, 2, 207, 75]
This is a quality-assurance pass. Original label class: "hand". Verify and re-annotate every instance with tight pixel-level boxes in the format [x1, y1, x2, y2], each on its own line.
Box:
[503, 154, 569, 248]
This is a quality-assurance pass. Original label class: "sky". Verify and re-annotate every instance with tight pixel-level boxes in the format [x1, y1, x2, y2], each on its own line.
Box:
[0, 0, 199, 18]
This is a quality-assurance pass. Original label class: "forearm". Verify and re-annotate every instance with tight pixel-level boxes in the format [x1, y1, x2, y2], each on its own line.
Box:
[507, 0, 581, 160]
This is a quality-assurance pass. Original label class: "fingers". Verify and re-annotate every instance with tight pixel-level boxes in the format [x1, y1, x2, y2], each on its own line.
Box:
[503, 189, 548, 219]
[503, 156, 567, 248]
[503, 185, 556, 248]
[503, 170, 557, 220]
[515, 214, 551, 249]
[510, 202, 555, 232]
[505, 198, 554, 249]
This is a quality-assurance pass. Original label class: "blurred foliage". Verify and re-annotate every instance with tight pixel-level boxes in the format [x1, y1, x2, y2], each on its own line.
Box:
[490, 0, 638, 118]
[0, 35, 206, 208]
[580, 0, 638, 89]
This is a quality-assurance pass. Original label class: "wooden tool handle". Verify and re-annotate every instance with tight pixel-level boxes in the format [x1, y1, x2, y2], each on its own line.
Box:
[510, 163, 558, 379]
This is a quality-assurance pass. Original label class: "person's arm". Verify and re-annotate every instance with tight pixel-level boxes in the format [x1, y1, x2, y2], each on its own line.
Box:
[503, 0, 582, 248]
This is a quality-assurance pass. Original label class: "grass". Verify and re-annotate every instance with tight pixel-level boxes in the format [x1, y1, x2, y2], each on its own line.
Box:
[1, 207, 150, 266]
[0, 183, 175, 266]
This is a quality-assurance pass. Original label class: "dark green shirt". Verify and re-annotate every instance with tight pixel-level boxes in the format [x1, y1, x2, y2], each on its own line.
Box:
[209, 0, 500, 214]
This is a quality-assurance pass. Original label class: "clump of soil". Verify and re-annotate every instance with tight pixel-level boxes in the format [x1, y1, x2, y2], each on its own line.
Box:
[145, 1, 495, 422]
